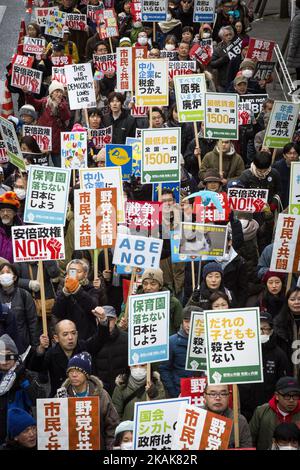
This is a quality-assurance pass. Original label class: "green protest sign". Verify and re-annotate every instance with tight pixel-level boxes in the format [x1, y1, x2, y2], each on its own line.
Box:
[204, 93, 239, 140]
[263, 101, 300, 148]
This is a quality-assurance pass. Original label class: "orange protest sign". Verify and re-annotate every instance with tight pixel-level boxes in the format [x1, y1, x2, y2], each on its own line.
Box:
[68, 397, 100, 450]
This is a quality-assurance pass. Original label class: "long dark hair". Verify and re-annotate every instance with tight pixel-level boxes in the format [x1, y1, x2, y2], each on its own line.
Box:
[273, 287, 300, 340]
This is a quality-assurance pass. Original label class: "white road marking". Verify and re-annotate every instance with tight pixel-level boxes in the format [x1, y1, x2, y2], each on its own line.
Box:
[0, 6, 7, 25]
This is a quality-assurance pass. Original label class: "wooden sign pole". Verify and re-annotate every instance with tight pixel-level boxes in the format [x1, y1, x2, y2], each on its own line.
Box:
[232, 384, 240, 448]
[38, 260, 48, 336]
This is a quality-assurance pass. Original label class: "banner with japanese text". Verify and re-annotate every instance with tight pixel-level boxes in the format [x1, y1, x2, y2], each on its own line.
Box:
[74, 188, 117, 250]
[52, 66, 67, 86]
[66, 13, 87, 30]
[246, 38, 275, 61]
[263, 101, 300, 148]
[172, 403, 232, 450]
[93, 53, 116, 73]
[0, 117, 26, 171]
[133, 398, 190, 450]
[11, 64, 42, 94]
[141, 0, 167, 21]
[228, 188, 269, 212]
[24, 166, 70, 225]
[186, 311, 206, 371]
[0, 141, 8, 164]
[141, 127, 181, 184]
[22, 125, 52, 152]
[289, 162, 300, 215]
[65, 63, 96, 110]
[61, 131, 87, 169]
[35, 7, 58, 27]
[168, 61, 196, 80]
[12, 225, 65, 262]
[180, 377, 207, 408]
[89, 126, 112, 150]
[239, 94, 268, 119]
[97, 9, 119, 38]
[194, 192, 230, 223]
[125, 200, 161, 237]
[204, 93, 239, 140]
[37, 397, 100, 450]
[270, 213, 300, 273]
[189, 40, 213, 66]
[79, 167, 124, 222]
[135, 59, 169, 106]
[87, 4, 104, 24]
[179, 223, 228, 258]
[174, 74, 206, 122]
[116, 47, 132, 92]
[193, 0, 215, 22]
[128, 290, 170, 365]
[204, 307, 263, 385]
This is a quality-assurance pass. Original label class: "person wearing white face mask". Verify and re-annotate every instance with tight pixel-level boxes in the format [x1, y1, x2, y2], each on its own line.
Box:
[112, 364, 166, 421]
[13, 176, 27, 219]
[136, 31, 149, 47]
[239, 312, 290, 422]
[113, 420, 134, 450]
[271, 422, 300, 450]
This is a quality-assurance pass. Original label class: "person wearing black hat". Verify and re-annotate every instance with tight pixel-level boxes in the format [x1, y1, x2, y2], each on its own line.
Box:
[271, 422, 300, 450]
[239, 312, 289, 421]
[250, 376, 300, 450]
[159, 306, 204, 398]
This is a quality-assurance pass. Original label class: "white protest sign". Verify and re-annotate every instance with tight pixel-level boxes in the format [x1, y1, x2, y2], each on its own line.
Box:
[135, 59, 169, 106]
[263, 101, 300, 148]
[174, 73, 206, 122]
[65, 63, 96, 110]
[112, 233, 163, 269]
[12, 225, 65, 262]
[11, 64, 42, 94]
[22, 125, 52, 152]
[23, 36, 46, 56]
[186, 312, 206, 371]
[270, 213, 300, 273]
[289, 162, 300, 215]
[116, 47, 133, 92]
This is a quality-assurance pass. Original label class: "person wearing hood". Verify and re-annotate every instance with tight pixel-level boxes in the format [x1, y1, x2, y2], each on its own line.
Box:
[250, 376, 300, 450]
[199, 140, 245, 187]
[246, 271, 286, 319]
[239, 312, 289, 422]
[0, 192, 23, 264]
[0, 408, 37, 450]
[273, 143, 300, 209]
[0, 334, 44, 444]
[59, 352, 120, 449]
[159, 306, 203, 398]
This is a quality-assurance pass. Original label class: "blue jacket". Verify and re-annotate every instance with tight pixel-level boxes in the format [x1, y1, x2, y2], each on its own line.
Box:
[159, 329, 194, 398]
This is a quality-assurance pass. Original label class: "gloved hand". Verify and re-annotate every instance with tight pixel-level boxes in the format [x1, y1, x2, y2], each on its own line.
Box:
[191, 288, 201, 303]
[64, 277, 79, 294]
[29, 280, 40, 292]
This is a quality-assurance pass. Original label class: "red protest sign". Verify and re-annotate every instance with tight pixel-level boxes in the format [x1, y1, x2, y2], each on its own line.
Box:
[189, 41, 213, 66]
[228, 188, 269, 212]
[22, 125, 52, 152]
[125, 200, 162, 235]
[0, 141, 9, 164]
[11, 54, 34, 68]
[90, 126, 112, 150]
[181, 377, 234, 408]
[246, 38, 275, 62]
[194, 192, 230, 223]
[66, 13, 87, 31]
[130, 0, 142, 22]
[97, 8, 118, 39]
[93, 53, 116, 73]
[51, 55, 72, 66]
[12, 225, 65, 262]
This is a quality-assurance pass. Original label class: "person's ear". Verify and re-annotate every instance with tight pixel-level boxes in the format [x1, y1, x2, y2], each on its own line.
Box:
[53, 334, 59, 343]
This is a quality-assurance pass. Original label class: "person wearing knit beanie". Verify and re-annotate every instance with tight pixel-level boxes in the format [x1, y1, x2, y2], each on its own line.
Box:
[0, 192, 20, 231]
[203, 262, 223, 279]
[48, 80, 64, 96]
[0, 192, 20, 213]
[0, 333, 18, 355]
[262, 270, 286, 284]
[7, 408, 36, 446]
[141, 268, 164, 292]
[19, 104, 37, 125]
[66, 351, 92, 378]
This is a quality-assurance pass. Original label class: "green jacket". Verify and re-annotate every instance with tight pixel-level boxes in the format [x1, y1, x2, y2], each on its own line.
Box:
[112, 371, 166, 421]
[249, 400, 300, 450]
[118, 286, 183, 336]
[199, 146, 245, 182]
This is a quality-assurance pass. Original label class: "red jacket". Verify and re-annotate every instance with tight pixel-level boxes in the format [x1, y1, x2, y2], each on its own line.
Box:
[25, 95, 71, 154]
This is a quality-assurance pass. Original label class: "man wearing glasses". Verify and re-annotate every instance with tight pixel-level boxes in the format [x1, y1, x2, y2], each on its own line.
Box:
[250, 377, 300, 450]
[203, 384, 252, 448]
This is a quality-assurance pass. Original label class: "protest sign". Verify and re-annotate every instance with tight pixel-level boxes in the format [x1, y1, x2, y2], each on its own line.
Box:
[37, 397, 100, 450]
[51, 56, 72, 67]
[170, 231, 201, 263]
[194, 192, 230, 223]
[11, 64, 42, 94]
[239, 94, 269, 118]
[189, 40, 213, 66]
[168, 61, 196, 80]
[289, 162, 300, 215]
[263, 101, 300, 148]
[66, 13, 87, 30]
[97, 9, 119, 39]
[87, 4, 104, 23]
[204, 307, 263, 385]
[80, 167, 124, 222]
[135, 59, 169, 106]
[228, 188, 268, 212]
[116, 47, 132, 92]
[204, 93, 239, 140]
[160, 50, 177, 60]
[270, 214, 300, 273]
[179, 222, 228, 258]
[141, 127, 181, 183]
[12, 225, 65, 262]
[126, 137, 141, 176]
[153, 182, 180, 203]
[22, 125, 52, 152]
[23, 36, 46, 56]
[113, 233, 163, 269]
[105, 144, 132, 180]
[238, 100, 252, 126]
[246, 38, 275, 62]
[180, 377, 207, 407]
[52, 66, 67, 85]
[0, 141, 8, 164]
[128, 290, 169, 365]
[130, 105, 149, 118]
[22, 151, 48, 166]
[131, 0, 142, 22]
[11, 54, 34, 68]
[253, 61, 275, 81]
[125, 200, 161, 237]
[93, 53, 116, 73]
[186, 311, 206, 371]
[45, 9, 67, 37]
[65, 63, 96, 110]
[172, 403, 232, 450]
[226, 37, 242, 60]
[0, 117, 26, 171]
[193, 0, 215, 22]
[34, 7, 58, 27]
[174, 74, 206, 122]
[133, 398, 190, 450]
[141, 0, 167, 21]
[132, 45, 148, 92]
[61, 131, 87, 169]
[74, 188, 117, 250]
[90, 126, 112, 150]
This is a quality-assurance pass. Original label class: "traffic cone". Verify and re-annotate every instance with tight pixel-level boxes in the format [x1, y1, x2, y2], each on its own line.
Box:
[25, 0, 33, 14]
[16, 19, 26, 55]
[0, 79, 14, 119]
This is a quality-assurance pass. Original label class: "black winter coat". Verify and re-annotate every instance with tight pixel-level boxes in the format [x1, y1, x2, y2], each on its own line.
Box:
[28, 323, 110, 397]
[166, 119, 194, 156]
[102, 109, 136, 144]
[94, 326, 128, 396]
[184, 136, 215, 181]
[238, 168, 282, 204]
[239, 333, 289, 421]
[223, 255, 249, 308]
[52, 284, 99, 340]
[14, 260, 60, 300]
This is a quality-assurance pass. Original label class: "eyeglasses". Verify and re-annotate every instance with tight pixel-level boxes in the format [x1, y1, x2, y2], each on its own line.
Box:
[260, 327, 272, 333]
[278, 393, 300, 401]
[205, 392, 230, 398]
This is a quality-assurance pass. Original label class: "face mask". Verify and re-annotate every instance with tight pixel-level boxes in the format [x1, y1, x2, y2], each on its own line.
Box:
[167, 13, 172, 21]
[165, 43, 175, 51]
[260, 334, 270, 344]
[277, 445, 298, 450]
[202, 32, 211, 38]
[120, 442, 133, 450]
[0, 273, 14, 287]
[131, 367, 147, 381]
[242, 69, 253, 78]
[138, 37, 148, 46]
[14, 188, 26, 200]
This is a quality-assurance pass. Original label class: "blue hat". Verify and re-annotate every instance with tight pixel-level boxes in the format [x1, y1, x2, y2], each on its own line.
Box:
[67, 352, 92, 377]
[114, 420, 134, 437]
[203, 262, 223, 279]
[8, 408, 36, 438]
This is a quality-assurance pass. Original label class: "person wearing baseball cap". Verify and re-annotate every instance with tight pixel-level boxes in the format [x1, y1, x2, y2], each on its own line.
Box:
[233, 74, 248, 95]
[250, 376, 300, 450]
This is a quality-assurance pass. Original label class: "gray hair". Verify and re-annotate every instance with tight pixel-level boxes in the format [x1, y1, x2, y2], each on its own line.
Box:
[66, 259, 89, 273]
[218, 25, 234, 40]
